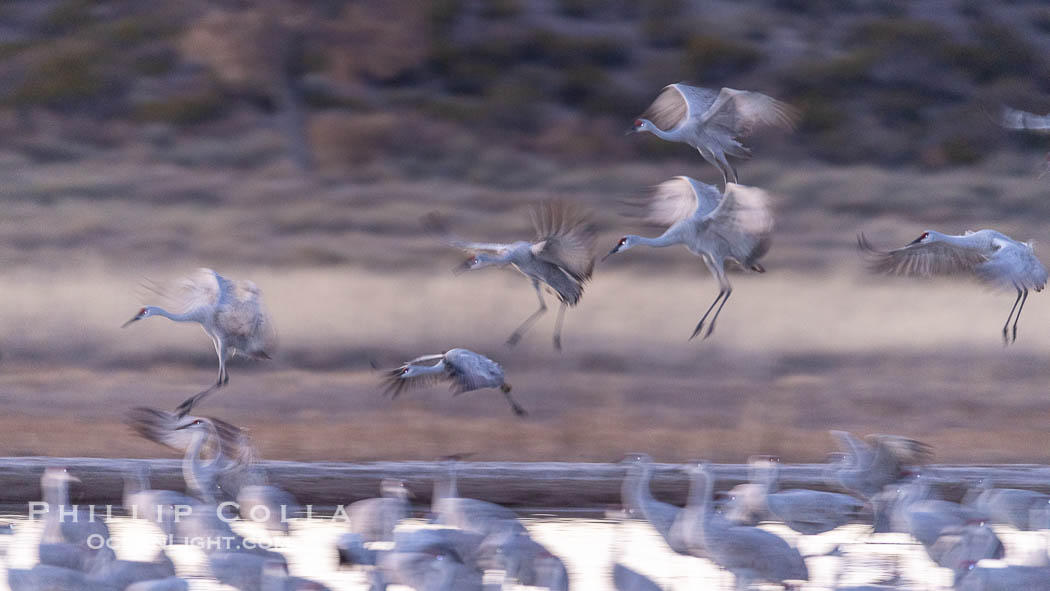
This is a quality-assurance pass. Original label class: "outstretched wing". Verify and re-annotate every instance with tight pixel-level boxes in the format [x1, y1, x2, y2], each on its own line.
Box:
[701, 183, 775, 265]
[1000, 106, 1050, 132]
[125, 406, 257, 467]
[382, 358, 449, 398]
[699, 88, 799, 137]
[867, 434, 933, 465]
[529, 199, 598, 282]
[422, 213, 512, 254]
[858, 234, 989, 278]
[215, 274, 275, 354]
[639, 84, 716, 131]
[632, 176, 705, 227]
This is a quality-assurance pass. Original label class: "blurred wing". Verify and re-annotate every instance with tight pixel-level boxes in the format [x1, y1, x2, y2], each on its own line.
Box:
[422, 213, 512, 253]
[530, 199, 598, 281]
[633, 176, 703, 227]
[174, 268, 223, 318]
[639, 84, 691, 131]
[125, 406, 256, 467]
[830, 430, 872, 464]
[868, 434, 933, 465]
[858, 234, 989, 277]
[1000, 106, 1050, 132]
[699, 88, 799, 136]
[217, 277, 275, 352]
[701, 183, 774, 264]
[382, 363, 449, 399]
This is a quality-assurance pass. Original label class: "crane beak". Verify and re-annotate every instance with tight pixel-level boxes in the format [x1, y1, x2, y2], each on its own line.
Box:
[624, 128, 637, 135]
[601, 246, 620, 262]
[121, 315, 143, 328]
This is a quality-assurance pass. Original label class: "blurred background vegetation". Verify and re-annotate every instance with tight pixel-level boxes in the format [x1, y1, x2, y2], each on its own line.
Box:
[2, 0, 1049, 180]
[5, 0, 1050, 461]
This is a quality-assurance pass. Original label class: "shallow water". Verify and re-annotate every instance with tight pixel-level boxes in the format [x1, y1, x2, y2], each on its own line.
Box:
[0, 511, 1046, 590]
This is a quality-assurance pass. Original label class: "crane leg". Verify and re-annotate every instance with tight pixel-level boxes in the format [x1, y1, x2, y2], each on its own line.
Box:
[702, 286, 732, 340]
[175, 344, 227, 417]
[552, 302, 568, 352]
[501, 386, 528, 417]
[689, 287, 730, 341]
[1002, 287, 1023, 345]
[1011, 288, 1029, 344]
[506, 280, 547, 347]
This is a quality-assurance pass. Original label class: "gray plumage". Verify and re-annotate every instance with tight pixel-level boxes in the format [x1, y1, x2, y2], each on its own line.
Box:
[336, 532, 378, 567]
[1001, 105, 1050, 132]
[928, 521, 1004, 584]
[346, 478, 412, 542]
[477, 527, 569, 590]
[126, 407, 257, 503]
[123, 463, 195, 536]
[753, 457, 865, 535]
[679, 462, 808, 590]
[382, 348, 526, 417]
[629, 84, 798, 186]
[125, 578, 190, 591]
[968, 478, 1050, 530]
[612, 564, 663, 591]
[826, 430, 930, 500]
[957, 563, 1050, 591]
[860, 229, 1047, 343]
[605, 177, 773, 340]
[424, 198, 598, 351]
[619, 454, 691, 556]
[7, 564, 120, 591]
[122, 268, 276, 416]
[238, 482, 299, 535]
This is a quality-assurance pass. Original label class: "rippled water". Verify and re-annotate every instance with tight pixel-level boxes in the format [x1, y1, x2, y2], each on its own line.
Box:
[1, 512, 1047, 590]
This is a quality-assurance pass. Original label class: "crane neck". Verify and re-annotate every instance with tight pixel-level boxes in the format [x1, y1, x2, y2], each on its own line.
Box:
[644, 120, 682, 142]
[634, 231, 680, 249]
[146, 305, 202, 323]
[183, 427, 219, 504]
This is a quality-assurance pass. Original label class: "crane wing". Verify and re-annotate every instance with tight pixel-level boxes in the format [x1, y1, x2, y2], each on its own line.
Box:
[1000, 106, 1050, 132]
[830, 430, 873, 465]
[125, 406, 257, 467]
[639, 84, 717, 131]
[858, 234, 989, 277]
[422, 213, 512, 254]
[698, 88, 799, 137]
[382, 361, 449, 399]
[630, 176, 705, 227]
[529, 199, 598, 282]
[867, 434, 933, 465]
[700, 183, 774, 265]
[215, 275, 275, 355]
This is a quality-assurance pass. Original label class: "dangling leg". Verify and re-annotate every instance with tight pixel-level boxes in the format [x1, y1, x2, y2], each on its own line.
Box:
[176, 338, 227, 417]
[690, 289, 727, 341]
[702, 285, 732, 340]
[715, 151, 738, 185]
[1011, 288, 1029, 344]
[506, 279, 547, 347]
[690, 259, 731, 341]
[500, 384, 527, 417]
[1002, 286, 1023, 345]
[552, 302, 568, 352]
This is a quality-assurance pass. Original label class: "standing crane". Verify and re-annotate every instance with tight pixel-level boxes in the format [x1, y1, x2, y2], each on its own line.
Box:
[859, 229, 1048, 344]
[604, 177, 774, 340]
[382, 348, 527, 417]
[423, 199, 598, 351]
[122, 268, 276, 416]
[628, 83, 798, 186]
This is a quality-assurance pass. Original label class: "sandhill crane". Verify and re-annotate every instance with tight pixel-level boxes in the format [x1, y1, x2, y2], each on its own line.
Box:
[382, 348, 527, 417]
[608, 505, 665, 591]
[237, 477, 299, 535]
[346, 478, 412, 542]
[956, 561, 1050, 590]
[478, 527, 569, 590]
[967, 478, 1050, 530]
[628, 84, 798, 186]
[423, 199, 598, 351]
[679, 462, 808, 590]
[604, 177, 773, 340]
[429, 460, 527, 538]
[38, 468, 112, 571]
[750, 456, 864, 535]
[929, 521, 1004, 585]
[122, 268, 276, 416]
[126, 578, 189, 591]
[123, 463, 195, 536]
[859, 229, 1048, 343]
[825, 430, 931, 500]
[126, 407, 256, 503]
[7, 564, 120, 591]
[619, 454, 691, 556]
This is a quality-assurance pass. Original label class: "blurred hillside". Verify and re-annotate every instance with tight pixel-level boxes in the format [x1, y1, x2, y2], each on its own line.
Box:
[1, 0, 1050, 182]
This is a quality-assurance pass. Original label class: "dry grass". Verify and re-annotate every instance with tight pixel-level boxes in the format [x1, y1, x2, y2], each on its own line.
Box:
[3, 152, 1050, 463]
